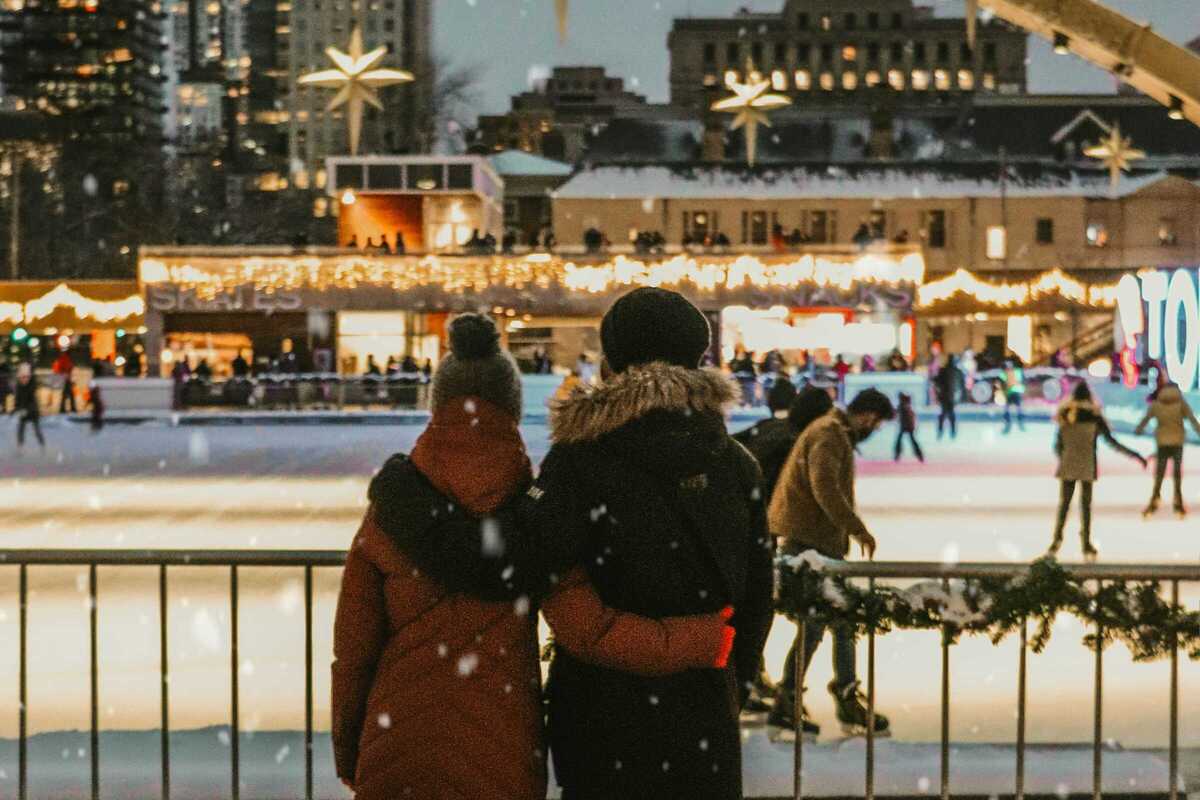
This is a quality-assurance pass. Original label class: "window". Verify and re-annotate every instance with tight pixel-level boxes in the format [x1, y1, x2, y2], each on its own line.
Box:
[936, 42, 949, 63]
[982, 72, 997, 90]
[869, 209, 887, 239]
[865, 70, 881, 87]
[724, 69, 739, 86]
[868, 12, 879, 30]
[912, 69, 930, 90]
[809, 210, 837, 243]
[845, 12, 856, 30]
[703, 73, 719, 87]
[842, 45, 857, 62]
[891, 12, 903, 29]
[703, 42, 716, 64]
[727, 43, 739, 63]
[958, 69, 974, 90]
[890, 42, 904, 61]
[1036, 218, 1054, 244]
[914, 42, 927, 62]
[796, 12, 809, 30]
[794, 69, 811, 90]
[986, 226, 1007, 260]
[772, 69, 787, 90]
[1159, 219, 1178, 247]
[684, 210, 717, 242]
[742, 210, 769, 245]
[960, 43, 972, 60]
[797, 43, 811, 61]
[867, 43, 880, 63]
[842, 71, 858, 90]
[934, 68, 951, 90]
[924, 210, 947, 248]
[820, 44, 833, 63]
[983, 42, 997, 63]
[751, 42, 763, 65]
[1086, 222, 1109, 248]
[820, 15, 832, 31]
[774, 42, 787, 64]
[888, 69, 905, 90]
[819, 72, 835, 91]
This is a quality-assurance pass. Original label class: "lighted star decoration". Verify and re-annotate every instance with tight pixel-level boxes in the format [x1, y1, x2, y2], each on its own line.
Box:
[298, 25, 414, 155]
[1084, 123, 1146, 190]
[711, 63, 791, 167]
[555, 0, 568, 42]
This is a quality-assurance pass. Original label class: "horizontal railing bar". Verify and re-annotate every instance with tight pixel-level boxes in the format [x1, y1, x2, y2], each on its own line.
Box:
[1, 552, 1197, 581]
[0, 550, 348, 567]
[802, 560, 1200, 582]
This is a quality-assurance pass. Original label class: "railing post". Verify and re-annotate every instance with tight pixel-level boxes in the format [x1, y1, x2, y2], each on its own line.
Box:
[1168, 580, 1179, 800]
[18, 563, 27, 800]
[940, 579, 951, 800]
[866, 577, 876, 800]
[1016, 616, 1027, 800]
[793, 620, 806, 800]
[1093, 579, 1104, 800]
[305, 565, 314, 800]
[231, 565, 240, 800]
[160, 564, 170, 800]
[89, 564, 99, 800]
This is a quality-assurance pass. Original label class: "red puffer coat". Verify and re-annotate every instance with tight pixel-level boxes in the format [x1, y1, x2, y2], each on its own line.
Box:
[332, 397, 729, 800]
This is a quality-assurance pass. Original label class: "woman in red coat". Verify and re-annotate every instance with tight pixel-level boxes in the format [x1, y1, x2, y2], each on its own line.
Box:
[332, 315, 733, 800]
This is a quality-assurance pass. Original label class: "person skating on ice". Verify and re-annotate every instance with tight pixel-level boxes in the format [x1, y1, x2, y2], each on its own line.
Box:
[1050, 382, 1147, 561]
[1135, 381, 1200, 518]
[767, 388, 896, 740]
[1002, 358, 1026, 434]
[893, 392, 924, 463]
[11, 363, 45, 450]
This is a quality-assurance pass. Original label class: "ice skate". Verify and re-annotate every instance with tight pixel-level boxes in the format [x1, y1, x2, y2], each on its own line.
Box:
[1174, 506, 1187, 520]
[1142, 500, 1159, 519]
[1046, 535, 1063, 558]
[766, 699, 820, 743]
[830, 680, 891, 738]
[1082, 541, 1099, 562]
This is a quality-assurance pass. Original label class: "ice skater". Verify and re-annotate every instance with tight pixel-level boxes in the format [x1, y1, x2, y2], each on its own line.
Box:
[935, 354, 963, 440]
[1135, 381, 1200, 518]
[1002, 359, 1026, 434]
[894, 392, 924, 462]
[11, 364, 45, 450]
[1050, 383, 1146, 560]
[87, 379, 105, 433]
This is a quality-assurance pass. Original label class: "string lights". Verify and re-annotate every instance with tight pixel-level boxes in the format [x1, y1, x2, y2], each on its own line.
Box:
[1, 283, 145, 327]
[917, 268, 1124, 310]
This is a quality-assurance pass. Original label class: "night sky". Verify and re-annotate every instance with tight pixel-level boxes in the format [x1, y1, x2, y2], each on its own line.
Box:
[433, 1, 1200, 115]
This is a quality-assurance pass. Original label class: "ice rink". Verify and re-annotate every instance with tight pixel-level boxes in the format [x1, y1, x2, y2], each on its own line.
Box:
[0, 414, 1196, 794]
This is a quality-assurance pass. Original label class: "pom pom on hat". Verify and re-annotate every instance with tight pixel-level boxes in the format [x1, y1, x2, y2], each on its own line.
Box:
[448, 314, 501, 360]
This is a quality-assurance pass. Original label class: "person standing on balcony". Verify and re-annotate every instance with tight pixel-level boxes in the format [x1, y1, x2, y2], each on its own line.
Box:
[767, 388, 895, 739]
[332, 313, 735, 800]
[11, 363, 45, 450]
[1135, 381, 1200, 519]
[1050, 382, 1146, 560]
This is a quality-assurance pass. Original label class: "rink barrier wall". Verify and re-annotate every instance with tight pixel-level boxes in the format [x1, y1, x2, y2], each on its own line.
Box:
[0, 551, 1195, 800]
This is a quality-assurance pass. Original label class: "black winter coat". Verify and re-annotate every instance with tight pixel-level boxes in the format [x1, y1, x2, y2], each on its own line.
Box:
[13, 379, 39, 419]
[535, 363, 774, 800]
[733, 417, 797, 502]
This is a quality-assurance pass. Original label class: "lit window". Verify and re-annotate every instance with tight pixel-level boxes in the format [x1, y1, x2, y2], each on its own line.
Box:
[772, 70, 788, 91]
[888, 69, 905, 90]
[934, 69, 951, 90]
[820, 72, 835, 91]
[748, 70, 763, 84]
[820, 14, 832, 31]
[842, 45, 857, 62]
[794, 69, 811, 90]
[724, 70, 739, 86]
[982, 72, 996, 90]
[865, 70, 881, 87]
[1086, 222, 1109, 248]
[703, 73, 718, 87]
[842, 71, 858, 90]
[958, 69, 974, 90]
[1159, 219, 1178, 247]
[986, 226, 1007, 260]
[912, 70, 930, 90]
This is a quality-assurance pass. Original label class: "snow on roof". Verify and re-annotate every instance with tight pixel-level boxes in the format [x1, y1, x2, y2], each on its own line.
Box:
[552, 165, 1173, 201]
[488, 149, 573, 178]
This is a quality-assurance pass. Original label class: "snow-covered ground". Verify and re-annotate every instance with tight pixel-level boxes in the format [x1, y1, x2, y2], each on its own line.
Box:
[0, 416, 1196, 796]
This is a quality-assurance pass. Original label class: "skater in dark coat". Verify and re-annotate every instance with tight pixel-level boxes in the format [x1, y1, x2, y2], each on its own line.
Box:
[1050, 382, 1146, 560]
[332, 314, 733, 800]
[934, 355, 963, 439]
[733, 378, 797, 494]
[536, 289, 774, 800]
[12, 364, 45, 449]
[894, 392, 924, 462]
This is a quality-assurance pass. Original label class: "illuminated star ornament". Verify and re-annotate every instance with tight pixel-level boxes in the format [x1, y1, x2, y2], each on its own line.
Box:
[1084, 123, 1146, 190]
[711, 63, 792, 167]
[298, 25, 414, 155]
[555, 0, 568, 42]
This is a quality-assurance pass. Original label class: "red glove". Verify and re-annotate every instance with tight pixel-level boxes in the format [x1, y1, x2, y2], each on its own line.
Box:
[714, 606, 736, 668]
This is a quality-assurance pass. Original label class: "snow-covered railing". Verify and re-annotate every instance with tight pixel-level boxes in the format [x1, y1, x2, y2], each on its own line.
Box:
[0, 550, 346, 800]
[782, 558, 1200, 800]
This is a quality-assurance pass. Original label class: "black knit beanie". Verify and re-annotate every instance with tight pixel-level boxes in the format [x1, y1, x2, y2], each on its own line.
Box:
[431, 314, 523, 419]
[600, 288, 711, 373]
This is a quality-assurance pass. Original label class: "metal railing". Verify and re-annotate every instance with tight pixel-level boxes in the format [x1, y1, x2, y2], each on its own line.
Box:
[0, 549, 347, 800]
[791, 561, 1200, 800]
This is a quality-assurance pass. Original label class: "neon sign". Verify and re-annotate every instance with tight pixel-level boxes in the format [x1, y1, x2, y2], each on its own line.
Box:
[1116, 269, 1200, 391]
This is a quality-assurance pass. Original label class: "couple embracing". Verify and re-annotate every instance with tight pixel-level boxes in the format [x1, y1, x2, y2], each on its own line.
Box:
[331, 288, 775, 800]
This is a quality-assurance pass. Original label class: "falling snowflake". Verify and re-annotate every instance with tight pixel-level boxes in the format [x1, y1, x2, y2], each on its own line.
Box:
[437, 643, 448, 658]
[378, 713, 392, 729]
[217, 730, 231, 746]
[481, 517, 505, 556]
[648, 694, 659, 706]
[457, 653, 479, 677]
[589, 504, 607, 522]
[698, 738, 709, 751]
[917, 776, 931, 794]
[275, 745, 290, 764]
[513, 595, 530, 616]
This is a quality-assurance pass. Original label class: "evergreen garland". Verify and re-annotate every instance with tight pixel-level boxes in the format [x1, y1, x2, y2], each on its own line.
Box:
[777, 554, 1200, 662]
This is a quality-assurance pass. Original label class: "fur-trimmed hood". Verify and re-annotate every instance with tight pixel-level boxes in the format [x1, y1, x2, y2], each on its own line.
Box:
[549, 362, 740, 445]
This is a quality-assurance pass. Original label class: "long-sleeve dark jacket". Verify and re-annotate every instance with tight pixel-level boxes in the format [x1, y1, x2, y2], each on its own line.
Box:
[13, 378, 39, 419]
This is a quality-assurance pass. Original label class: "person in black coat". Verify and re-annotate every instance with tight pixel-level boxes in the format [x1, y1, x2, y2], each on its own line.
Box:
[934, 355, 964, 440]
[533, 288, 774, 800]
[12, 365, 45, 449]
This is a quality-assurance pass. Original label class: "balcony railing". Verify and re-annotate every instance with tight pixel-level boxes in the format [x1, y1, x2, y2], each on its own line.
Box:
[788, 560, 1200, 800]
[0, 551, 1195, 800]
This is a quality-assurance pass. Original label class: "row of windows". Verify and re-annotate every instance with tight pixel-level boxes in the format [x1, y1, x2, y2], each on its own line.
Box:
[711, 67, 997, 93]
[796, 11, 902, 32]
[702, 40, 998, 67]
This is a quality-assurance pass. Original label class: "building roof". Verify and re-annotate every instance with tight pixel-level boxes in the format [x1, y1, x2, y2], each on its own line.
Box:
[553, 163, 1188, 201]
[488, 149, 573, 178]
